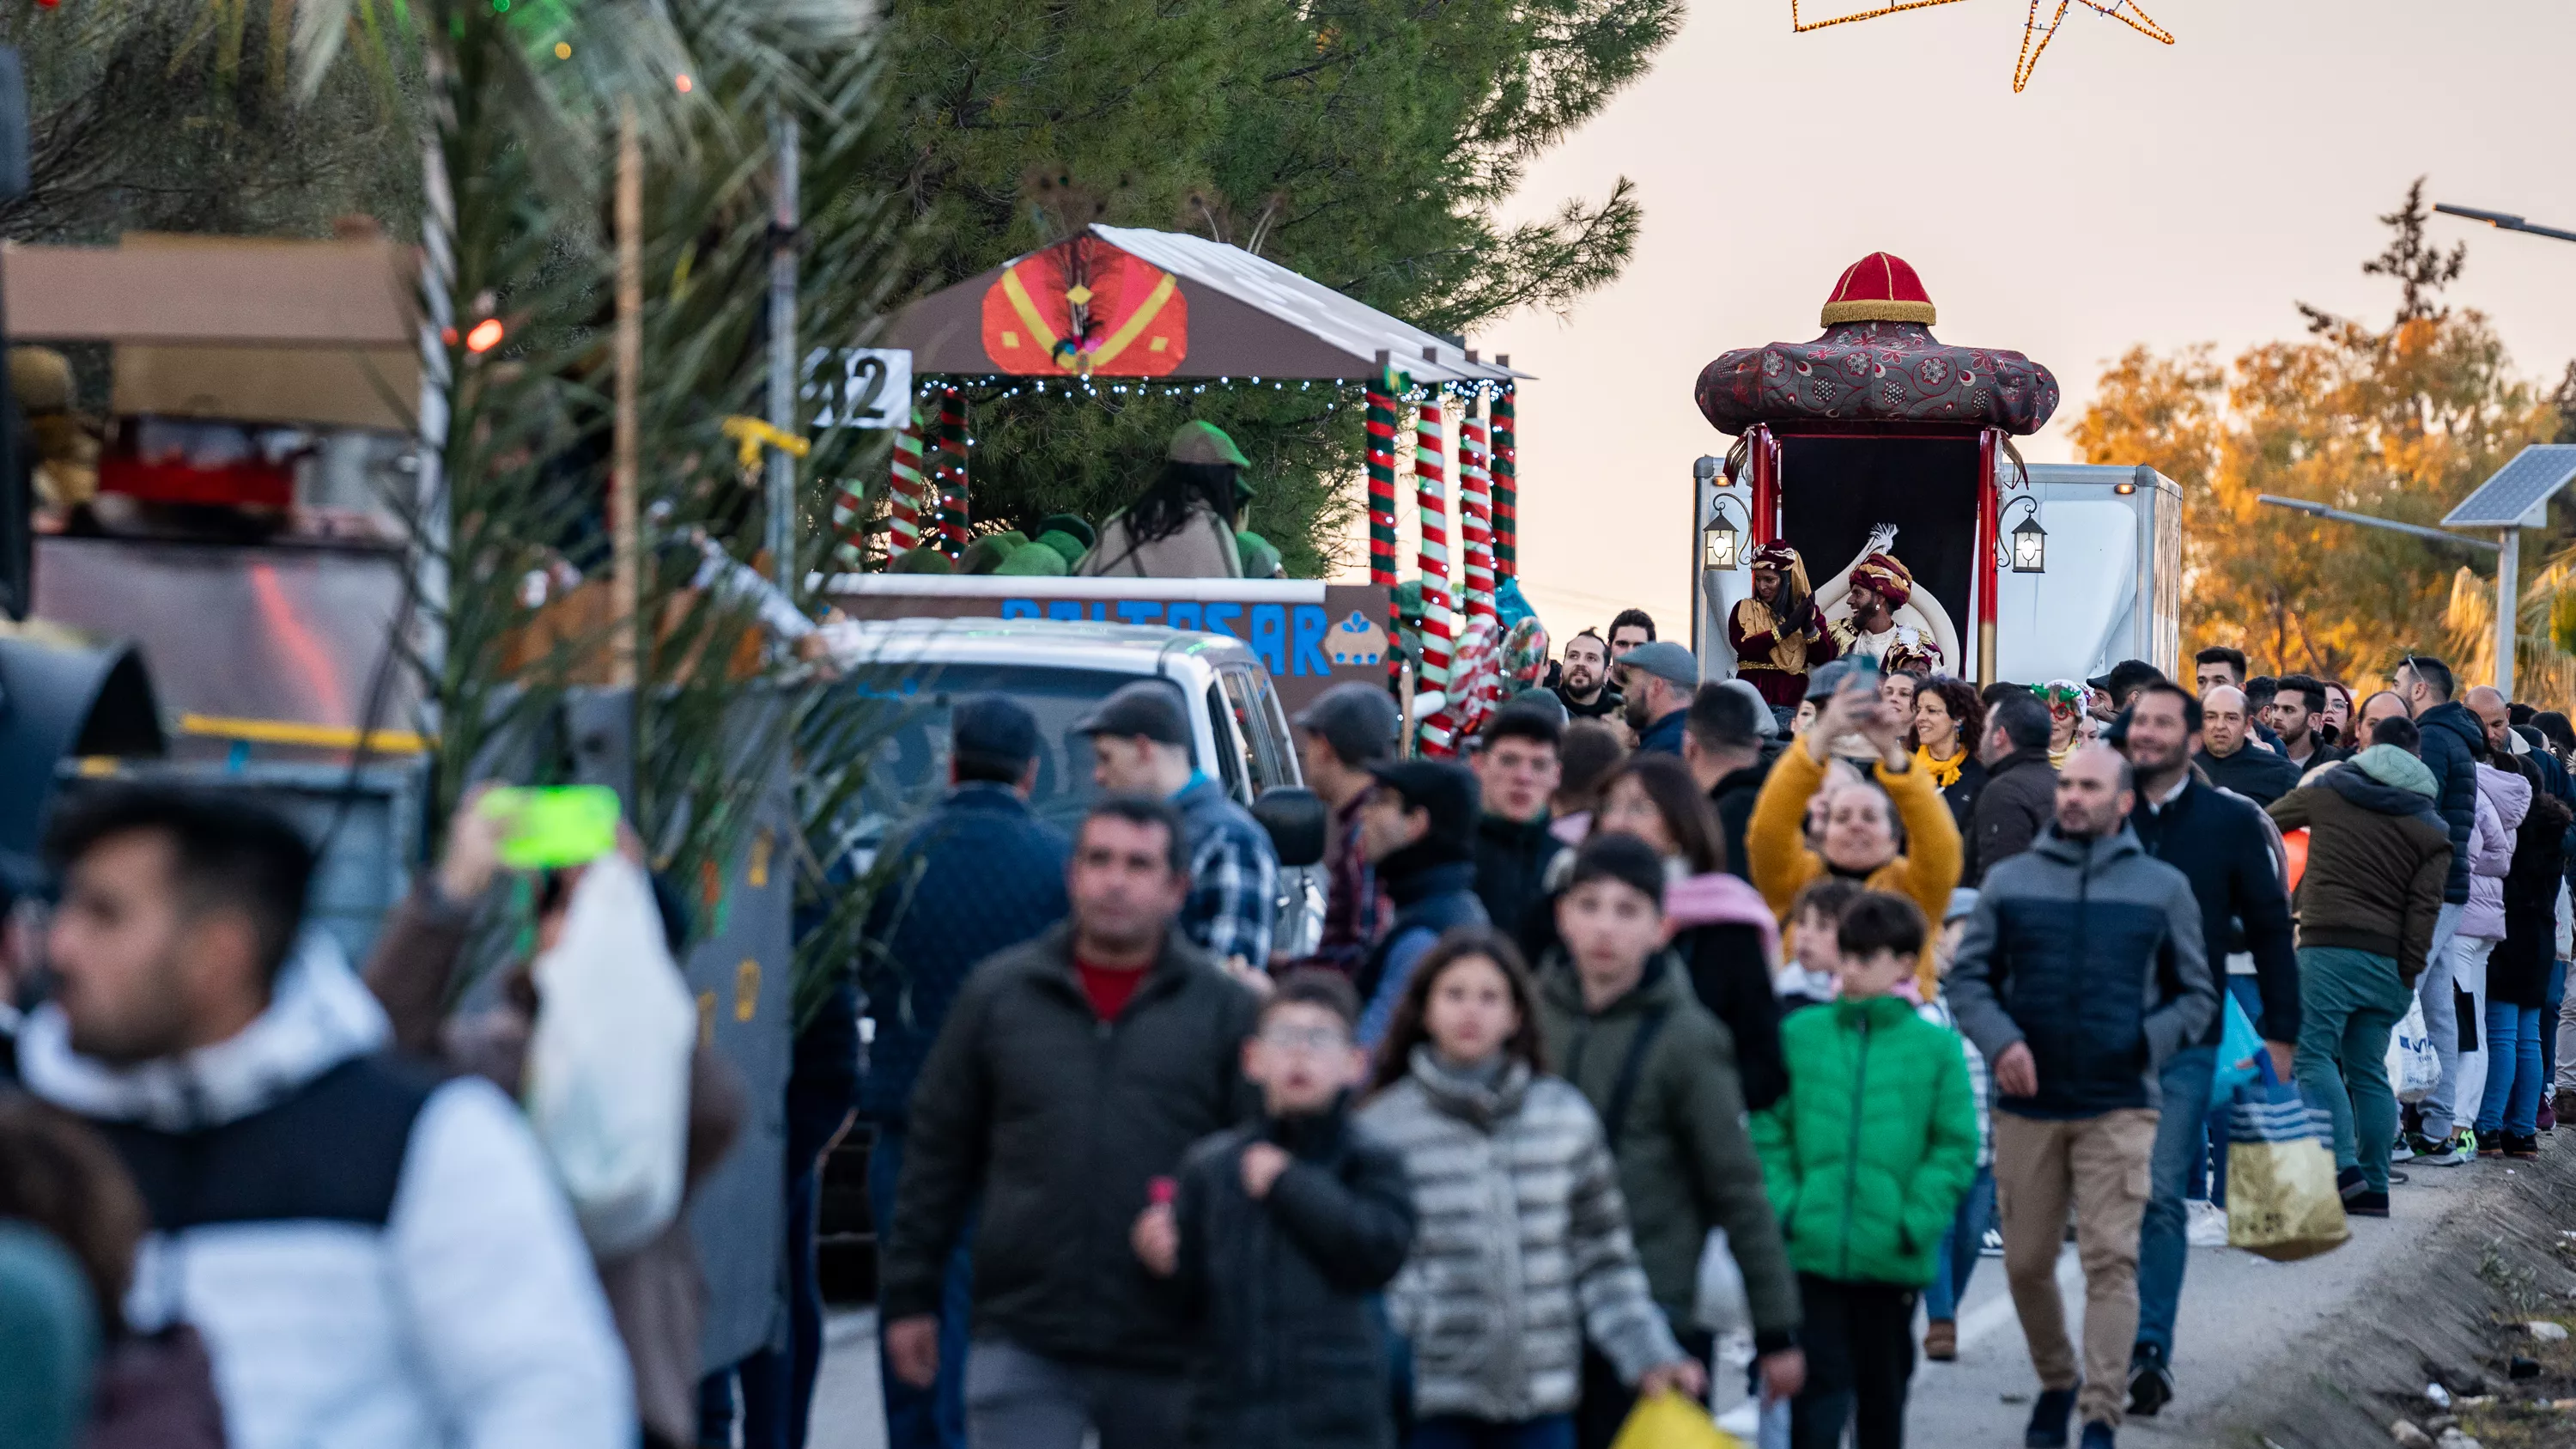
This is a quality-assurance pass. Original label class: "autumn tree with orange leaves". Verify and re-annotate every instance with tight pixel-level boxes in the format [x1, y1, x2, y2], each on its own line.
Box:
[2073, 180, 2562, 690]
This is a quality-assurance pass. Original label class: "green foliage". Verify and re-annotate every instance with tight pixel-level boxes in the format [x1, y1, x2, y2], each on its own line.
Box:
[2, 0, 414, 247]
[866, 0, 1674, 571]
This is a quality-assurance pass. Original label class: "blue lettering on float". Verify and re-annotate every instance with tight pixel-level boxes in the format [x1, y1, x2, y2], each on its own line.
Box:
[1249, 605, 1288, 674]
[1204, 602, 1242, 639]
[1166, 602, 1203, 631]
[1291, 604, 1333, 678]
[1116, 600, 1164, 625]
[1001, 599, 1041, 619]
[1048, 600, 1084, 622]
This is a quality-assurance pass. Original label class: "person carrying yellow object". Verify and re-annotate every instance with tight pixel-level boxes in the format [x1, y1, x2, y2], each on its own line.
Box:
[1747, 661, 1964, 997]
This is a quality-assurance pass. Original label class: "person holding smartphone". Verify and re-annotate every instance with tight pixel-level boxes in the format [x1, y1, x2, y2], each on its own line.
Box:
[1743, 661, 1964, 998]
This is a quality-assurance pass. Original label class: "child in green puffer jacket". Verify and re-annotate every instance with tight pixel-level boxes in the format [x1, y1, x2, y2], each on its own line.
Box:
[1754, 892, 1978, 1449]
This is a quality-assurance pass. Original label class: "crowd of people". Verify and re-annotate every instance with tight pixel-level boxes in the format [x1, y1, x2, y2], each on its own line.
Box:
[846, 599, 2576, 1449]
[8, 585, 2575, 1449]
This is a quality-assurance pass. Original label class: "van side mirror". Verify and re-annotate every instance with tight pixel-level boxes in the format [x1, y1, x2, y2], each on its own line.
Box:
[1252, 785, 1327, 869]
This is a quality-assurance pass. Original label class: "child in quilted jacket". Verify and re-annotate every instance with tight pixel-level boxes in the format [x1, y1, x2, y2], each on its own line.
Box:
[1754, 892, 1978, 1449]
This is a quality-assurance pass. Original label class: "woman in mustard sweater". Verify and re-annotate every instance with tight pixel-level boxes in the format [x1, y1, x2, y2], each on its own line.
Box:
[1746, 667, 1964, 997]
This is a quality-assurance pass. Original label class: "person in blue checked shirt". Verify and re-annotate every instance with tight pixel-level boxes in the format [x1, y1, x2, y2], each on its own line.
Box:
[1078, 681, 1280, 971]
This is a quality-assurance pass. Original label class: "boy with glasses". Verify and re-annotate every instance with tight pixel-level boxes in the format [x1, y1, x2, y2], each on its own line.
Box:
[1136, 970, 1417, 1448]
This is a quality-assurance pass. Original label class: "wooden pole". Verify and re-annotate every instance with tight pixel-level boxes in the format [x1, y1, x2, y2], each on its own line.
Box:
[765, 104, 800, 597]
[612, 100, 642, 689]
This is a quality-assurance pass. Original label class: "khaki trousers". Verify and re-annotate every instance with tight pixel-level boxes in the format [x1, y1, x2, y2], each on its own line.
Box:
[1992, 1108, 2159, 1428]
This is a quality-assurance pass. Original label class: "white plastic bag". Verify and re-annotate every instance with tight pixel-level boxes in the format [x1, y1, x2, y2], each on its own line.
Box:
[2386, 995, 2441, 1105]
[523, 853, 698, 1257]
[1693, 1227, 1749, 1336]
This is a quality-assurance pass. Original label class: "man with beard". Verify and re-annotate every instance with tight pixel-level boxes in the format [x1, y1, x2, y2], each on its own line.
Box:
[1615, 641, 1700, 756]
[2115, 682, 2298, 1420]
[1828, 551, 1940, 676]
[2269, 674, 2342, 772]
[1728, 544, 1838, 709]
[1553, 630, 1625, 721]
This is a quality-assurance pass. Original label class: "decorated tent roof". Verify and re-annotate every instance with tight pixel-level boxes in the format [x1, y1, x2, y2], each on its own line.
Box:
[1694, 252, 2058, 436]
[884, 224, 1525, 385]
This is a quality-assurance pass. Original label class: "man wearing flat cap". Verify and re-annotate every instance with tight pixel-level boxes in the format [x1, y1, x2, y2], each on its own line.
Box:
[1617, 641, 1702, 756]
[1076, 680, 1281, 970]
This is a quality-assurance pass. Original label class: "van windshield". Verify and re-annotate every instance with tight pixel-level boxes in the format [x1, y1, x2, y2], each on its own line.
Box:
[807, 665, 1183, 863]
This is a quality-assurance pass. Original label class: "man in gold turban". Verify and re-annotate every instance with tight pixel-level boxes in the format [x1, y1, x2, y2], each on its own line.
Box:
[1831, 550, 1940, 675]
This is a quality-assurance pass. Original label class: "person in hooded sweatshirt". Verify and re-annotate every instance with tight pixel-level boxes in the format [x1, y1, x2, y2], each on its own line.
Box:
[2266, 716, 2453, 1216]
[13, 785, 630, 1449]
[2417, 734, 2529, 1162]
[1353, 761, 1492, 1048]
[2476, 750, 2569, 1160]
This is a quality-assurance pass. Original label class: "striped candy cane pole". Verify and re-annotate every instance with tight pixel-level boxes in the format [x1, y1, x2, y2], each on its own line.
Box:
[884, 406, 926, 560]
[1459, 397, 1498, 632]
[1365, 368, 1402, 683]
[934, 388, 969, 557]
[1414, 393, 1456, 753]
[1492, 376, 1518, 581]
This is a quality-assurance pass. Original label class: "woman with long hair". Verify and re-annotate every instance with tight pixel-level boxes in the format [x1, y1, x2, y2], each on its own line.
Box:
[1075, 421, 1255, 578]
[1574, 754, 1788, 1111]
[1358, 928, 1699, 1445]
[1908, 675, 1988, 843]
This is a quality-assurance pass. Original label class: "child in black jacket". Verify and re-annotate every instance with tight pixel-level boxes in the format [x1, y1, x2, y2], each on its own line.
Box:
[1134, 970, 1417, 1449]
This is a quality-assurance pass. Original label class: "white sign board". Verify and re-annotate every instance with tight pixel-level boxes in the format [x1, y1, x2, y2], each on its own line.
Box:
[804, 346, 912, 430]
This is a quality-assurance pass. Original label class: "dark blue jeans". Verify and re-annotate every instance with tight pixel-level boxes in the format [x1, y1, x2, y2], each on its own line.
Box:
[2134, 1043, 2216, 1361]
[872, 1130, 973, 1449]
[1411, 1414, 1577, 1449]
[1923, 1166, 1995, 1322]
[2477, 1001, 2545, 1138]
[2545, 960, 2567, 1088]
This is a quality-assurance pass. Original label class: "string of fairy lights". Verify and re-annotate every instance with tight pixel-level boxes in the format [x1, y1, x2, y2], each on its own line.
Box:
[918, 374, 1516, 409]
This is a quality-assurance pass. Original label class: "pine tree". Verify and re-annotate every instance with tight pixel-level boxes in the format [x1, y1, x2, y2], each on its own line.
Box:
[866, 0, 1678, 572]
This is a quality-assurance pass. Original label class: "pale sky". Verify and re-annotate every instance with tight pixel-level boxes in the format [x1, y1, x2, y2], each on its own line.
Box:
[1405, 0, 2576, 642]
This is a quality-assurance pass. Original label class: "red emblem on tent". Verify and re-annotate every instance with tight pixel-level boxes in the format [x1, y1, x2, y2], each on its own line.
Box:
[980, 237, 1188, 377]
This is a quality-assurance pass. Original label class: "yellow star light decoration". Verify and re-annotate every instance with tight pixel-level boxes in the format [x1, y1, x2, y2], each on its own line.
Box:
[1787, 0, 2173, 92]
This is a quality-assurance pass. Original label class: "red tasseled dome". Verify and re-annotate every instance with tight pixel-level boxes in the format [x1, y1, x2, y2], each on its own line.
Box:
[1820, 253, 1935, 326]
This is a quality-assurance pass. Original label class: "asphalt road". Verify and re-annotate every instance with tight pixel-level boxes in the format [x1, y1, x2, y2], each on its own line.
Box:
[805, 1154, 2514, 1449]
[1909, 1159, 2493, 1446]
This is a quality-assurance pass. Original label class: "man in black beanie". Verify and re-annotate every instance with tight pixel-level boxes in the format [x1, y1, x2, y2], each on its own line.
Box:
[1351, 759, 1489, 1045]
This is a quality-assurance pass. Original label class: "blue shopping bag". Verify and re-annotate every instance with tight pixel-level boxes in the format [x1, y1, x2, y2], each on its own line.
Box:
[2210, 989, 2265, 1100]
[2222, 1053, 2348, 1261]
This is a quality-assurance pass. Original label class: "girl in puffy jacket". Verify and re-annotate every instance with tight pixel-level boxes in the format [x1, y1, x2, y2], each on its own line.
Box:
[2432, 756, 2529, 1154]
[1358, 927, 1702, 1447]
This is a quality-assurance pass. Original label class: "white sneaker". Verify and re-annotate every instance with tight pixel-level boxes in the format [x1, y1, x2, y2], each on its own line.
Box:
[2185, 1197, 2230, 1248]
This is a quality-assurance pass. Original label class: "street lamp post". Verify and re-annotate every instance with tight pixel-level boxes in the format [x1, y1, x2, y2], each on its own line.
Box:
[2434, 203, 2576, 246]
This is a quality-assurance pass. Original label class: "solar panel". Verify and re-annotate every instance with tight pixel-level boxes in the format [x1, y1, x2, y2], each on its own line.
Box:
[2442, 445, 2576, 529]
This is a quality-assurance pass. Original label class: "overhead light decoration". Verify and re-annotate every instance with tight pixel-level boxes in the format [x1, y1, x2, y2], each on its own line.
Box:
[1787, 0, 2173, 93]
[465, 319, 505, 353]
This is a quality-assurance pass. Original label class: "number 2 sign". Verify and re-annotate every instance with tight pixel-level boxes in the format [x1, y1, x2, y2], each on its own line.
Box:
[804, 347, 913, 429]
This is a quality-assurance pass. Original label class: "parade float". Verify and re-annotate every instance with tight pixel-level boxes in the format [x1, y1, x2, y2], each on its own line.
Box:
[841, 222, 1551, 750]
[1689, 252, 2182, 688]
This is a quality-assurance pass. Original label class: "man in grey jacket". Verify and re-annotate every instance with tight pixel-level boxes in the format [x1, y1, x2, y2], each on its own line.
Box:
[1947, 746, 2216, 1449]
